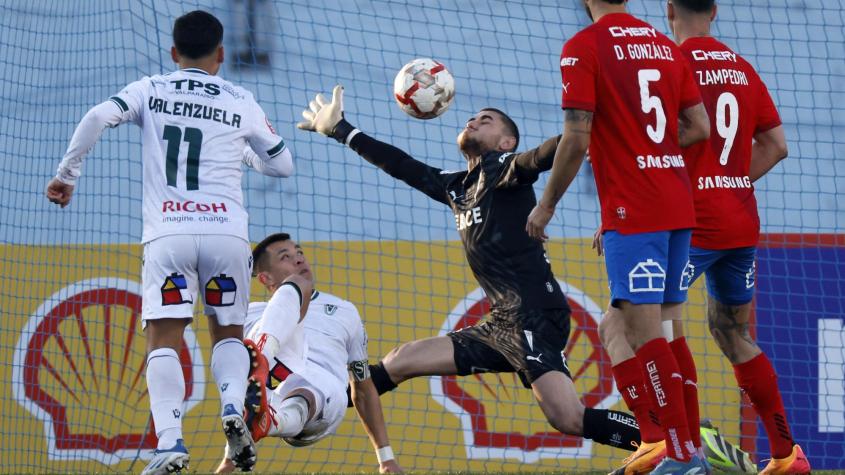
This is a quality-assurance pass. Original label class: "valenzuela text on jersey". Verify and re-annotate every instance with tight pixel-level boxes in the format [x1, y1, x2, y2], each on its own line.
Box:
[148, 97, 242, 128]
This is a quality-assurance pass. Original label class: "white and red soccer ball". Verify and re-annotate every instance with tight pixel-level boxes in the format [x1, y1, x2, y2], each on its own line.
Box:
[393, 58, 455, 119]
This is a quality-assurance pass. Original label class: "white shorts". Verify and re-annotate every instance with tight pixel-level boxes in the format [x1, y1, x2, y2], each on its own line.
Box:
[142, 234, 252, 326]
[270, 365, 347, 447]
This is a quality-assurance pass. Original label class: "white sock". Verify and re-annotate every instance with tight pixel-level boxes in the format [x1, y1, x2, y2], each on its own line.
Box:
[211, 338, 250, 415]
[270, 396, 310, 438]
[146, 348, 185, 449]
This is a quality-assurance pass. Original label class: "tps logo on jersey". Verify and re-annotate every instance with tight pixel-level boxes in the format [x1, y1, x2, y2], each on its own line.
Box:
[205, 274, 237, 307]
[12, 278, 205, 465]
[324, 304, 338, 315]
[430, 281, 619, 462]
[161, 272, 192, 305]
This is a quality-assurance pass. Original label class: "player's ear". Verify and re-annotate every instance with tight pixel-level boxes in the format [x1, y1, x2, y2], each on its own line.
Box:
[216, 45, 224, 65]
[666, 1, 675, 23]
[170, 46, 179, 64]
[710, 4, 717, 21]
[256, 271, 271, 288]
[499, 135, 517, 152]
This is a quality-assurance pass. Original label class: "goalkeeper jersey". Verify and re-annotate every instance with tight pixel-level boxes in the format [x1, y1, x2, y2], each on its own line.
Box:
[93, 68, 285, 243]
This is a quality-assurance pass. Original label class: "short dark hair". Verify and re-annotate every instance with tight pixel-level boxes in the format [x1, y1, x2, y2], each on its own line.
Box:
[481, 108, 520, 152]
[672, 0, 715, 12]
[252, 233, 291, 276]
[600, 0, 627, 4]
[173, 10, 223, 59]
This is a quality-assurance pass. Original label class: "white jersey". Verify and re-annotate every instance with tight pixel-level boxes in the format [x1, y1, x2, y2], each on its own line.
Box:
[58, 68, 288, 243]
[245, 290, 369, 392]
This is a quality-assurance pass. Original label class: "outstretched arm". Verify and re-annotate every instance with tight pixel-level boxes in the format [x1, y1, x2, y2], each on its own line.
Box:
[46, 101, 124, 207]
[242, 144, 294, 177]
[297, 86, 450, 204]
[351, 377, 403, 473]
[497, 135, 562, 186]
[525, 109, 592, 241]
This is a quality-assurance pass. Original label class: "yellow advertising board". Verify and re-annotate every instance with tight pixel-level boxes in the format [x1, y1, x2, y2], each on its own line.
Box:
[0, 240, 740, 473]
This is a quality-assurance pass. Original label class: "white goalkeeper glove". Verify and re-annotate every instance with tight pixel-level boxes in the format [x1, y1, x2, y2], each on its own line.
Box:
[296, 85, 356, 143]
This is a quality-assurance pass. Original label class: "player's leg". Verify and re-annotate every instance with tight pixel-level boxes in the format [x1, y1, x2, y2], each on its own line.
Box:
[661, 230, 701, 453]
[705, 247, 808, 472]
[199, 235, 255, 471]
[604, 230, 698, 466]
[369, 335, 459, 393]
[141, 236, 198, 475]
[513, 308, 640, 451]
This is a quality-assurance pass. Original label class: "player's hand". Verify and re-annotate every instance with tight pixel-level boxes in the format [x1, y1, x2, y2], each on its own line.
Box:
[592, 226, 604, 256]
[214, 457, 236, 474]
[297, 85, 344, 136]
[45, 178, 74, 208]
[379, 459, 403, 473]
[525, 204, 554, 242]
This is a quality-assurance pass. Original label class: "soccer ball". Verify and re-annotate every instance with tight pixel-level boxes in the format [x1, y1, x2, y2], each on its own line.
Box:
[393, 58, 455, 119]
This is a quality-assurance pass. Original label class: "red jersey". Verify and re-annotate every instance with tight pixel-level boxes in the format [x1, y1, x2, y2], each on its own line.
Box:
[680, 37, 781, 249]
[561, 13, 702, 234]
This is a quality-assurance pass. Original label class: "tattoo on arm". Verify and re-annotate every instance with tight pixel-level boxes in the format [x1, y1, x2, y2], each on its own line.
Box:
[564, 109, 593, 135]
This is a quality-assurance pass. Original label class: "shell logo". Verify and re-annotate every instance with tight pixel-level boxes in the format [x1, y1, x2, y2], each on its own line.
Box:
[430, 280, 619, 462]
[12, 278, 205, 465]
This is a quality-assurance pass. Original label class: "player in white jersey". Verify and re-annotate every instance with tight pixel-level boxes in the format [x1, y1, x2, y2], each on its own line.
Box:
[44, 11, 292, 475]
[214, 233, 403, 474]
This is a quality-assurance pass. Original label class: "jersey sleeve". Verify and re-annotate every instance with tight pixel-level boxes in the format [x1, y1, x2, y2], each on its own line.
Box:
[108, 78, 148, 125]
[560, 35, 598, 112]
[244, 98, 288, 162]
[497, 135, 562, 186]
[678, 59, 703, 110]
[753, 73, 782, 134]
[345, 305, 371, 381]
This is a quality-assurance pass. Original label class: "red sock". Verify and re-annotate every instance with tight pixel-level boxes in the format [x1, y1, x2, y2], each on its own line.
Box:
[733, 353, 794, 459]
[670, 337, 701, 449]
[636, 338, 695, 461]
[613, 357, 664, 443]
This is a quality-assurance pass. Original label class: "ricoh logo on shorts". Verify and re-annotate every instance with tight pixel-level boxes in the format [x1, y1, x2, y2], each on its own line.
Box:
[162, 200, 228, 213]
[431, 281, 620, 462]
[646, 360, 667, 407]
[12, 278, 205, 465]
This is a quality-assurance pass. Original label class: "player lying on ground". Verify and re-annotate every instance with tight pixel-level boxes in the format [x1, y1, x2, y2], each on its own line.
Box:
[296, 85, 641, 452]
[215, 233, 403, 474]
[525, 0, 713, 473]
[595, 1, 808, 474]
[46, 10, 293, 475]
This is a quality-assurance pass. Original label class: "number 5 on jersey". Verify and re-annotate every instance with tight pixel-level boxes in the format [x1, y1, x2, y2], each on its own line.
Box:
[162, 125, 203, 190]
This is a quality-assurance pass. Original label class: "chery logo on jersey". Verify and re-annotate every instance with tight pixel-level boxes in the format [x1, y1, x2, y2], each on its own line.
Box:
[12, 278, 205, 465]
[430, 281, 619, 462]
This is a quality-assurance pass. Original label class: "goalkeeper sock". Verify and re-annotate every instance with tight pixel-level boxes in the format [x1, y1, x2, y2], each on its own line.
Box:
[369, 361, 398, 394]
[582, 408, 640, 451]
[146, 348, 185, 450]
[211, 338, 250, 414]
[670, 337, 701, 449]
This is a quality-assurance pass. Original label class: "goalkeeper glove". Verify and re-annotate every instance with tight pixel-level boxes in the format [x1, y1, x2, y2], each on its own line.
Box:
[296, 85, 356, 144]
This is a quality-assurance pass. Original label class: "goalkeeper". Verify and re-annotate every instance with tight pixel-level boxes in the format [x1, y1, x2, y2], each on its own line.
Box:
[297, 86, 641, 452]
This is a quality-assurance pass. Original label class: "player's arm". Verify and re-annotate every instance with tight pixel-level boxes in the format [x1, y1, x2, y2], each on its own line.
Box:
[350, 376, 402, 473]
[297, 85, 450, 205]
[678, 102, 710, 148]
[244, 100, 294, 177]
[497, 135, 562, 186]
[525, 109, 591, 241]
[242, 144, 293, 177]
[749, 125, 788, 182]
[46, 100, 125, 207]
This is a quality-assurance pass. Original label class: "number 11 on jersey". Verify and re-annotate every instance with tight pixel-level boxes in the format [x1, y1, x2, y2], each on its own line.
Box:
[163, 125, 203, 190]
